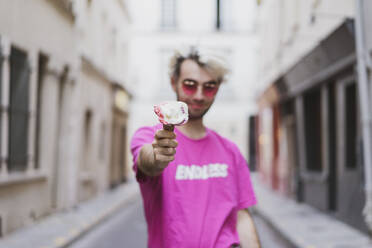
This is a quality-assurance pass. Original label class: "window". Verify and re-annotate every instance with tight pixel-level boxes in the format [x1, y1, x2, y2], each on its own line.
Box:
[216, 0, 233, 31]
[328, 83, 337, 211]
[35, 54, 48, 169]
[310, 0, 321, 25]
[99, 122, 106, 161]
[161, 0, 177, 29]
[83, 110, 92, 170]
[109, 28, 117, 55]
[107, 28, 117, 72]
[216, 0, 221, 30]
[0, 45, 3, 150]
[345, 83, 357, 169]
[8, 47, 30, 172]
[0, 44, 2, 101]
[157, 49, 177, 100]
[119, 125, 126, 182]
[0, 215, 2, 238]
[248, 115, 257, 171]
[303, 88, 322, 172]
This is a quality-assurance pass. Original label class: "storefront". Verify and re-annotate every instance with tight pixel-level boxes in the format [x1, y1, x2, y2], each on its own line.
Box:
[109, 84, 130, 188]
[256, 19, 368, 233]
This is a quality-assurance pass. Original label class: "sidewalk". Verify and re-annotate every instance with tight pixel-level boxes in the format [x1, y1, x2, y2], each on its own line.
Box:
[0, 181, 140, 248]
[251, 173, 372, 248]
[2, 173, 371, 248]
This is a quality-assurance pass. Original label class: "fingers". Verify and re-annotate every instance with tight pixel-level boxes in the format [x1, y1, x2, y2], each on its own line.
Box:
[153, 130, 178, 148]
[154, 153, 175, 164]
[154, 147, 176, 156]
[152, 129, 178, 167]
[152, 145, 176, 169]
[154, 138, 178, 148]
[155, 130, 176, 139]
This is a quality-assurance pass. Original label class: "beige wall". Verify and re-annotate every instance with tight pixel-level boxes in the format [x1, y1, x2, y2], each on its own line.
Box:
[0, 182, 49, 234]
[75, 0, 131, 86]
[74, 0, 132, 199]
[256, 0, 354, 89]
[0, 0, 132, 236]
[76, 59, 113, 202]
[0, 0, 77, 235]
[0, 0, 76, 65]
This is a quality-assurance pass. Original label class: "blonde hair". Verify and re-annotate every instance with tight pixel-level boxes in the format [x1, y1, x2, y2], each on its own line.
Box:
[168, 46, 230, 83]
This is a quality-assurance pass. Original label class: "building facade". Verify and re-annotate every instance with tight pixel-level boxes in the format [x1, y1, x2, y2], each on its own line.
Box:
[256, 0, 354, 91]
[127, 0, 259, 161]
[73, 0, 132, 202]
[0, 0, 131, 236]
[255, 0, 372, 234]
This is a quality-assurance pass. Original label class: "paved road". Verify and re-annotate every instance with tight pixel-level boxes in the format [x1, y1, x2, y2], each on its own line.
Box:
[70, 197, 294, 248]
[253, 213, 295, 248]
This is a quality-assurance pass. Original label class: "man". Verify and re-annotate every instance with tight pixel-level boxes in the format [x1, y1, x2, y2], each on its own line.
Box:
[130, 47, 260, 248]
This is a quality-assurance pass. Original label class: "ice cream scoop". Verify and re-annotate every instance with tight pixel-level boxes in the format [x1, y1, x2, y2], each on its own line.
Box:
[154, 101, 188, 131]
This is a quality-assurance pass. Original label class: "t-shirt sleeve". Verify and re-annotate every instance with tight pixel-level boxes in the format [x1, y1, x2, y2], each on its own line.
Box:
[234, 148, 257, 210]
[130, 126, 156, 183]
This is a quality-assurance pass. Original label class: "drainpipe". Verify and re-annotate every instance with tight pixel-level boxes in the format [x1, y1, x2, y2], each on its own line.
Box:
[355, 0, 372, 235]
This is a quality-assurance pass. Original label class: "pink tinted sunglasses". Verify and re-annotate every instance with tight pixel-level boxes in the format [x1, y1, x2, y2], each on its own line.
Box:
[181, 79, 219, 97]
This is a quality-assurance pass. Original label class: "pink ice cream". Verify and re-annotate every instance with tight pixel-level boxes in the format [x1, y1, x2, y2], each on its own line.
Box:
[154, 101, 188, 129]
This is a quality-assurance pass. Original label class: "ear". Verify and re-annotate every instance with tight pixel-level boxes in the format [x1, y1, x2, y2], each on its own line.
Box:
[171, 77, 177, 92]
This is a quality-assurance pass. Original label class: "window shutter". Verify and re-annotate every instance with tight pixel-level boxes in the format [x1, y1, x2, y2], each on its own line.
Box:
[8, 47, 30, 172]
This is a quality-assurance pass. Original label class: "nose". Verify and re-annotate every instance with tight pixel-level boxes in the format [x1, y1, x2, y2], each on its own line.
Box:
[193, 85, 204, 101]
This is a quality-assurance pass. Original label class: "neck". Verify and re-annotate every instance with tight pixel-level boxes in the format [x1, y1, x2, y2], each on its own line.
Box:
[177, 117, 207, 139]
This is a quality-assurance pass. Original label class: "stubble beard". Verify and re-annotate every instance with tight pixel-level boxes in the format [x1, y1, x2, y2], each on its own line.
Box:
[176, 97, 211, 121]
[176, 90, 215, 120]
[188, 112, 204, 121]
[188, 106, 211, 120]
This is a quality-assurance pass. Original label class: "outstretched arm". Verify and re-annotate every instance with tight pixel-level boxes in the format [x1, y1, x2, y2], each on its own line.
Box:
[237, 208, 261, 248]
[137, 129, 178, 177]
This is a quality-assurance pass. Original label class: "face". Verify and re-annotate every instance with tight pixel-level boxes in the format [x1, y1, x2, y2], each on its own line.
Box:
[171, 59, 220, 120]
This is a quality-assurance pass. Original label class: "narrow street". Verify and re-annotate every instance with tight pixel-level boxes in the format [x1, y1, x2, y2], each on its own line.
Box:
[70, 197, 294, 248]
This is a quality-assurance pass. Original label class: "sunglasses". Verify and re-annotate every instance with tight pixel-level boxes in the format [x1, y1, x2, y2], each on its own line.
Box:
[181, 79, 219, 97]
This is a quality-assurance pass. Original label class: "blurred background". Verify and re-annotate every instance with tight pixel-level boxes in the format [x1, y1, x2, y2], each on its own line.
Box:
[0, 0, 372, 247]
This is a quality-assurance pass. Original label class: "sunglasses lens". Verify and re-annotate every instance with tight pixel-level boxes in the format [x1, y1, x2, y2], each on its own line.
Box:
[181, 80, 219, 97]
[182, 81, 197, 95]
[203, 85, 218, 97]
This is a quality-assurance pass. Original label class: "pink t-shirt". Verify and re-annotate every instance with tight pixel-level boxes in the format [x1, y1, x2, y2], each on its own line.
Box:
[130, 124, 257, 248]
